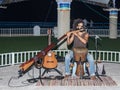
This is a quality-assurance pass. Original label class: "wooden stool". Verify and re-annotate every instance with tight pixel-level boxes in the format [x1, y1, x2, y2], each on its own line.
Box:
[73, 47, 88, 78]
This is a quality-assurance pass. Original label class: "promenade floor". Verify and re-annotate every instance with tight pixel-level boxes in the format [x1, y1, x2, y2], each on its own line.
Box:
[0, 62, 120, 90]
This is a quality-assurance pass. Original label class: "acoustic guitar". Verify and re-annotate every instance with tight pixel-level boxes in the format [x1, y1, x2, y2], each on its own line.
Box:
[42, 51, 58, 69]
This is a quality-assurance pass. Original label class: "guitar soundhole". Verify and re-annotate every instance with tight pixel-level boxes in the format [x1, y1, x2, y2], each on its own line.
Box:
[47, 61, 54, 63]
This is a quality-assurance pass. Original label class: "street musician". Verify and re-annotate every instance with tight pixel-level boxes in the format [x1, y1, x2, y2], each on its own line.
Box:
[65, 18, 96, 80]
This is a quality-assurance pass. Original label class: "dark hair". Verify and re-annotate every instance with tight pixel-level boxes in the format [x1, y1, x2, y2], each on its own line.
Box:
[72, 18, 84, 30]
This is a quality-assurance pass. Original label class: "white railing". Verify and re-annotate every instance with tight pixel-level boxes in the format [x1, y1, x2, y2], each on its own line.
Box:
[0, 22, 120, 37]
[89, 50, 120, 63]
[0, 50, 120, 67]
[0, 28, 33, 37]
[0, 28, 51, 37]
[0, 27, 120, 37]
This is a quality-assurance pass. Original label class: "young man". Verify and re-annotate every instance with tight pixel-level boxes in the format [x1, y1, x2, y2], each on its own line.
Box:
[65, 18, 96, 80]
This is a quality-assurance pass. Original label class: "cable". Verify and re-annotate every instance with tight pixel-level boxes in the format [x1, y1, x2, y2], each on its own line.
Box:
[8, 76, 33, 87]
[8, 66, 37, 87]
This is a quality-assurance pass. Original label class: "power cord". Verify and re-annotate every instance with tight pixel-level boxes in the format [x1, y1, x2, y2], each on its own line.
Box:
[8, 76, 34, 87]
[8, 66, 36, 87]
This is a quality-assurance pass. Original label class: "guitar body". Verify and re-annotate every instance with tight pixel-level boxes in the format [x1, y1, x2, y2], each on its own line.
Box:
[42, 51, 58, 69]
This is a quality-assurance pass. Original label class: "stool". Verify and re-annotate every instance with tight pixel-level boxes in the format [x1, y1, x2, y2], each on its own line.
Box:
[73, 47, 88, 78]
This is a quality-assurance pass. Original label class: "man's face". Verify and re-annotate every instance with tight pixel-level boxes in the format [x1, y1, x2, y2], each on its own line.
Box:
[76, 23, 84, 30]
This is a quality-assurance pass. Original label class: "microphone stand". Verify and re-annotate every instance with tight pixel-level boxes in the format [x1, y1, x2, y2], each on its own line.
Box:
[95, 35, 103, 81]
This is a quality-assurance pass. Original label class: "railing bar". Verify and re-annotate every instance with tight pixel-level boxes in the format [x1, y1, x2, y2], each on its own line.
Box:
[20, 52, 22, 63]
[115, 52, 116, 62]
[1, 55, 3, 66]
[0, 50, 120, 66]
[24, 52, 26, 62]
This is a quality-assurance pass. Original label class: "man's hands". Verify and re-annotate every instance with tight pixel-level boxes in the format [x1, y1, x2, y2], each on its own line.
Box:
[66, 30, 80, 37]
[66, 32, 72, 37]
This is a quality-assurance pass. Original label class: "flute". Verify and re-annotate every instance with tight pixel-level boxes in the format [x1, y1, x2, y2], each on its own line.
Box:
[67, 28, 86, 36]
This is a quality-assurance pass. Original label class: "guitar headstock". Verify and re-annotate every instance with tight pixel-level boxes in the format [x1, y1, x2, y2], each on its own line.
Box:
[47, 51, 56, 57]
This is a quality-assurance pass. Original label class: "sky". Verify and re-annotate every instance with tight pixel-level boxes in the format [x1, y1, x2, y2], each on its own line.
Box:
[0, 0, 120, 22]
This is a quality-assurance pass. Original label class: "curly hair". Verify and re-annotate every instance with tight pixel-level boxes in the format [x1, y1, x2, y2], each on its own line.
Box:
[72, 18, 84, 30]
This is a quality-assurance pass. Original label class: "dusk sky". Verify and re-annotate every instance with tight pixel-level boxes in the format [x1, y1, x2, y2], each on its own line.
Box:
[0, 0, 120, 22]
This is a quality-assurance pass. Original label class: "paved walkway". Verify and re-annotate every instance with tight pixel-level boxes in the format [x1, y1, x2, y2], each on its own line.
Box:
[0, 62, 120, 90]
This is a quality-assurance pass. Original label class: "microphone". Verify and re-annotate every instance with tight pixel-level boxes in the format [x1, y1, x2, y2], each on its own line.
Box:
[95, 35, 102, 40]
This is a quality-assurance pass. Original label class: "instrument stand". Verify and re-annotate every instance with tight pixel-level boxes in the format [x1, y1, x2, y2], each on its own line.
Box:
[27, 65, 44, 85]
[37, 67, 44, 85]
[95, 35, 103, 81]
[42, 68, 63, 78]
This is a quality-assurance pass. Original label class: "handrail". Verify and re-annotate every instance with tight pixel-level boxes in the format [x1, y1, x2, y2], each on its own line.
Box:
[0, 22, 120, 37]
[0, 50, 120, 67]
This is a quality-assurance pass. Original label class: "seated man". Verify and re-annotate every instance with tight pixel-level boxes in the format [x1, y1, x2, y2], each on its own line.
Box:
[65, 18, 96, 80]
